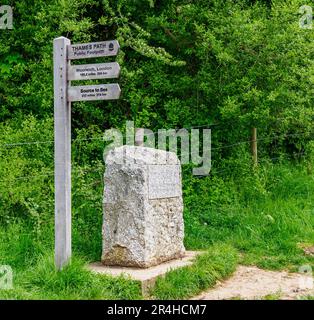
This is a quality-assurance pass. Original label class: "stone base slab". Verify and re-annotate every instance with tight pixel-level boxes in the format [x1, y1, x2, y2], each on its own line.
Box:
[88, 251, 202, 297]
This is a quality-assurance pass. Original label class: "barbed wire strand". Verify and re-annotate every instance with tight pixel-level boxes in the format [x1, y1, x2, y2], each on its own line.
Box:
[0, 147, 309, 185]
[1, 117, 313, 148]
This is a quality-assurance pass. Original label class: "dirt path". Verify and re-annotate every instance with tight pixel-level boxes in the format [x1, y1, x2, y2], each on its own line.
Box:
[192, 266, 314, 300]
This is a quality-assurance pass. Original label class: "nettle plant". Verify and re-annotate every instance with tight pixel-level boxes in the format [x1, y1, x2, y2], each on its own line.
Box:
[0, 5, 13, 29]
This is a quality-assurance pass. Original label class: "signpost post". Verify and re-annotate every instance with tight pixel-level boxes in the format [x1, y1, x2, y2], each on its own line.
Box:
[53, 36, 120, 270]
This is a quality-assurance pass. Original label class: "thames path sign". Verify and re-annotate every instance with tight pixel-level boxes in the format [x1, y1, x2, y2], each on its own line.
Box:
[53, 36, 120, 270]
[68, 40, 120, 60]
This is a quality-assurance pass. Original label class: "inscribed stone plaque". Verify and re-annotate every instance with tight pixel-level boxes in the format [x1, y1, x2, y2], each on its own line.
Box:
[148, 165, 181, 199]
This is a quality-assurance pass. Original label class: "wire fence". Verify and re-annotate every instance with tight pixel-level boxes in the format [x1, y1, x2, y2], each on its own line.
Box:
[1, 129, 312, 151]
[0, 130, 311, 185]
[0, 117, 313, 186]
[0, 140, 309, 181]
[1, 116, 313, 148]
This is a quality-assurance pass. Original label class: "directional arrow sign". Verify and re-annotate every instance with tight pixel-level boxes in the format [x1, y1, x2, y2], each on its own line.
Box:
[67, 84, 121, 102]
[68, 62, 120, 81]
[67, 40, 120, 60]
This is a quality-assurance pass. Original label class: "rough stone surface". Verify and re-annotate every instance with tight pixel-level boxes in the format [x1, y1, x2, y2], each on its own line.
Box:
[102, 145, 185, 268]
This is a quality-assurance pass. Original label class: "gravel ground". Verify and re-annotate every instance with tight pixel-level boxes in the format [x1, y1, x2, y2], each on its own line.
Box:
[192, 265, 314, 300]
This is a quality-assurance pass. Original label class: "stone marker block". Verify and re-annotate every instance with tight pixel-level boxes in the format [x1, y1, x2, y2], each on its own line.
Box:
[102, 145, 185, 268]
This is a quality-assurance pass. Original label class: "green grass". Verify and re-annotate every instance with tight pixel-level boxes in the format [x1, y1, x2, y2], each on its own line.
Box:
[0, 160, 313, 299]
[0, 253, 142, 300]
[151, 244, 238, 299]
[261, 293, 282, 300]
[183, 161, 314, 271]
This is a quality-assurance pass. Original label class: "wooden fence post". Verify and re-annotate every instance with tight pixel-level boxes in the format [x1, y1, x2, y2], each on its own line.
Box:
[251, 127, 258, 167]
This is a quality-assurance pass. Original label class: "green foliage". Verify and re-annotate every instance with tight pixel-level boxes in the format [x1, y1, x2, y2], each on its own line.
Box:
[0, 0, 313, 153]
[0, 116, 54, 225]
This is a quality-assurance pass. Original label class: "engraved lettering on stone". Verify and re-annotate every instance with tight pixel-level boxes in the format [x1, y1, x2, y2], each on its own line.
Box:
[148, 165, 181, 199]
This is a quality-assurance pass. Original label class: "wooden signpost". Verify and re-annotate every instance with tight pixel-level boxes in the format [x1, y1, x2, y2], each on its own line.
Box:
[53, 37, 121, 270]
